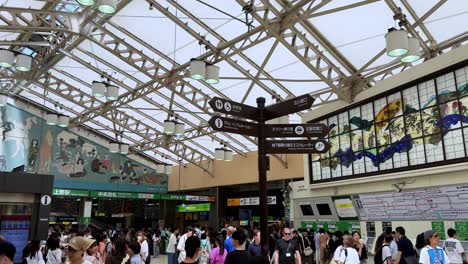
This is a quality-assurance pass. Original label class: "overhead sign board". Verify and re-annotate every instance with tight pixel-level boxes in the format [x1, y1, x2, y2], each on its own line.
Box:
[209, 97, 258, 120]
[208, 116, 258, 136]
[265, 139, 330, 154]
[265, 123, 329, 137]
[264, 94, 314, 120]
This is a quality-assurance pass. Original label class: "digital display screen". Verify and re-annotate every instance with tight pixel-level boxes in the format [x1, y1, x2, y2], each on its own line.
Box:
[300, 204, 314, 216]
[316, 204, 332, 215]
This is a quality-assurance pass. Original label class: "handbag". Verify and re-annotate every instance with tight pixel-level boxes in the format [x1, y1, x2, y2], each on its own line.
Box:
[301, 236, 313, 256]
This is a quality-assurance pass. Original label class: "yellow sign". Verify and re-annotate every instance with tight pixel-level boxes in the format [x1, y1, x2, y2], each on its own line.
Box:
[227, 198, 240, 206]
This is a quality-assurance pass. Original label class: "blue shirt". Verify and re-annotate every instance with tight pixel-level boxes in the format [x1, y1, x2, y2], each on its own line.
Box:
[130, 254, 142, 264]
[248, 242, 261, 256]
[225, 237, 235, 253]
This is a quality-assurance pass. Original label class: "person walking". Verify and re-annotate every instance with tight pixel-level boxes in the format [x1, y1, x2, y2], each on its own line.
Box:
[225, 229, 251, 264]
[338, 235, 360, 264]
[210, 236, 227, 264]
[273, 227, 301, 264]
[166, 228, 179, 264]
[45, 236, 62, 264]
[66, 237, 96, 264]
[25, 240, 44, 264]
[352, 231, 368, 264]
[443, 228, 464, 264]
[177, 227, 194, 264]
[105, 238, 129, 264]
[395, 227, 418, 264]
[152, 230, 160, 258]
[248, 230, 262, 257]
[198, 233, 211, 264]
[419, 230, 450, 264]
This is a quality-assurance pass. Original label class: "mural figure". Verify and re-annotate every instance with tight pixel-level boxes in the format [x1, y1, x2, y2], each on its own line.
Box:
[39, 130, 52, 174]
[101, 155, 111, 171]
[0, 155, 6, 171]
[27, 139, 39, 171]
[70, 157, 86, 178]
[0, 117, 37, 158]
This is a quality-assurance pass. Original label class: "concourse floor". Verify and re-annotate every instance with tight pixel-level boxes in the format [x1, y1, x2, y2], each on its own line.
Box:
[151, 255, 168, 264]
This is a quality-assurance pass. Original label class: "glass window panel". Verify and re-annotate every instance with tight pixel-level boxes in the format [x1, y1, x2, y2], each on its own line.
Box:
[440, 100, 462, 130]
[321, 160, 331, 180]
[405, 112, 423, 138]
[389, 116, 405, 143]
[329, 134, 339, 159]
[379, 153, 393, 171]
[363, 130, 376, 149]
[374, 97, 388, 121]
[455, 66, 468, 94]
[349, 107, 361, 130]
[361, 102, 374, 122]
[419, 80, 437, 109]
[364, 156, 378, 172]
[421, 107, 441, 136]
[393, 151, 409, 168]
[376, 122, 391, 147]
[459, 96, 468, 127]
[353, 156, 365, 174]
[338, 112, 349, 134]
[339, 133, 350, 150]
[311, 153, 320, 161]
[387, 92, 403, 118]
[342, 163, 352, 176]
[425, 136, 444, 162]
[312, 161, 321, 181]
[403, 86, 420, 112]
[331, 158, 342, 178]
[443, 129, 465, 160]
[436, 72, 456, 104]
[408, 139, 426, 165]
[328, 115, 338, 137]
[465, 128, 468, 154]
[351, 130, 364, 152]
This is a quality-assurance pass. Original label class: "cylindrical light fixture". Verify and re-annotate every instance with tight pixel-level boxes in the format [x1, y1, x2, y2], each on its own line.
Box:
[109, 142, 119, 153]
[57, 115, 70, 127]
[120, 144, 129, 155]
[156, 164, 165, 174]
[0, 94, 7, 107]
[205, 64, 220, 84]
[106, 84, 119, 101]
[98, 0, 117, 14]
[224, 149, 233, 162]
[0, 50, 15, 68]
[165, 164, 173, 175]
[163, 120, 175, 134]
[190, 59, 206, 80]
[215, 148, 225, 160]
[175, 122, 185, 136]
[385, 28, 409, 57]
[92, 81, 106, 98]
[75, 0, 95, 6]
[400, 37, 421, 63]
[15, 54, 32, 72]
[45, 113, 58, 125]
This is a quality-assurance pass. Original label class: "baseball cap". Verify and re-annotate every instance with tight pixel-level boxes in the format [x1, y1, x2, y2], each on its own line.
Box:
[424, 230, 436, 240]
[66, 237, 96, 251]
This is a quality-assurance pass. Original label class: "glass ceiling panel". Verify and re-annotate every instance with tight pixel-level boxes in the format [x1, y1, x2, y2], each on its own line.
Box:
[0, 0, 45, 9]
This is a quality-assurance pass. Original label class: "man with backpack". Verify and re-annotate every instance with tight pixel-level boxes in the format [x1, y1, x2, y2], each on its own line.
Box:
[395, 227, 418, 264]
[375, 235, 393, 264]
[338, 235, 360, 264]
[443, 228, 464, 264]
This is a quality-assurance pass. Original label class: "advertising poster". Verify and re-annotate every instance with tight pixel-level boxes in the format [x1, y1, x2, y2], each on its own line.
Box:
[0, 216, 31, 263]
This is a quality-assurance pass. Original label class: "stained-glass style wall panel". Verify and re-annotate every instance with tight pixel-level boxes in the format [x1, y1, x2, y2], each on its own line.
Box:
[309, 64, 468, 183]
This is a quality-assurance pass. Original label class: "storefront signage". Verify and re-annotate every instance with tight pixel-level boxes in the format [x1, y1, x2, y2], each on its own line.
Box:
[53, 188, 89, 197]
[455, 222, 468, 240]
[56, 216, 78, 222]
[227, 196, 276, 206]
[89, 191, 161, 199]
[161, 194, 186, 200]
[176, 203, 211, 212]
[333, 196, 358, 219]
[431, 221, 446, 240]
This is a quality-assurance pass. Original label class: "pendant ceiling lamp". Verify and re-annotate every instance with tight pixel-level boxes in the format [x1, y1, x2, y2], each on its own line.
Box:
[174, 122, 185, 136]
[15, 54, 32, 72]
[46, 114, 58, 125]
[109, 142, 119, 153]
[156, 164, 165, 174]
[0, 50, 14, 68]
[190, 59, 206, 80]
[205, 65, 220, 84]
[57, 115, 70, 128]
[75, 0, 95, 6]
[215, 148, 225, 160]
[165, 164, 173, 175]
[400, 37, 421, 63]
[92, 81, 106, 98]
[224, 150, 233, 162]
[0, 94, 7, 107]
[98, 0, 117, 14]
[120, 144, 129, 155]
[106, 84, 119, 101]
[385, 28, 409, 57]
[163, 120, 176, 135]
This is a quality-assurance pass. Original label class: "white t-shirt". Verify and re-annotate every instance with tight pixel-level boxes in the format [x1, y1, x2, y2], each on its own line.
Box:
[46, 249, 62, 264]
[177, 234, 188, 263]
[382, 245, 392, 263]
[339, 247, 360, 264]
[334, 246, 343, 261]
[443, 238, 464, 264]
[166, 233, 177, 253]
[390, 240, 398, 260]
[419, 246, 451, 264]
[140, 240, 149, 259]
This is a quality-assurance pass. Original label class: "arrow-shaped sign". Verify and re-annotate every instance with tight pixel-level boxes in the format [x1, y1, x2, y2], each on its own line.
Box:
[265, 123, 329, 138]
[264, 94, 314, 120]
[265, 139, 330, 154]
[208, 116, 258, 136]
[209, 97, 258, 120]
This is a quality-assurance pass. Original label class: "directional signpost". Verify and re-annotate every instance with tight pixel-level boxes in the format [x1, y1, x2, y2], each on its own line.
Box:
[208, 94, 329, 257]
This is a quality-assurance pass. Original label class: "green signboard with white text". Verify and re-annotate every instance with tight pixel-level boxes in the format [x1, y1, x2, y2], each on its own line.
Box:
[176, 203, 211, 212]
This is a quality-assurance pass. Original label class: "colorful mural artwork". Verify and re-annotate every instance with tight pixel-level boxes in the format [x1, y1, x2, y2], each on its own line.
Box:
[310, 66, 468, 181]
[0, 105, 168, 193]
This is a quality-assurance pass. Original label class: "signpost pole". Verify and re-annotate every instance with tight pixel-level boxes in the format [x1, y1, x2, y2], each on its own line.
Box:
[257, 97, 269, 257]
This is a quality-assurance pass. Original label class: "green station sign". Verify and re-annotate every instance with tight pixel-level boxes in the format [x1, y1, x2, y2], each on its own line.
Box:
[53, 188, 89, 197]
[176, 203, 211, 212]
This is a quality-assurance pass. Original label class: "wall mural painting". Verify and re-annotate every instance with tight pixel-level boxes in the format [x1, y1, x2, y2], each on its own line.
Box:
[0, 105, 168, 193]
[311, 66, 468, 182]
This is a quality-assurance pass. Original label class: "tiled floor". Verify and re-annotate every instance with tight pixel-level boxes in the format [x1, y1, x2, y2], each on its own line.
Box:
[151, 255, 168, 264]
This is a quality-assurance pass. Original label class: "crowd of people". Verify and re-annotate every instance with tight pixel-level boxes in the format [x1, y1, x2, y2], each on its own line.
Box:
[0, 224, 465, 264]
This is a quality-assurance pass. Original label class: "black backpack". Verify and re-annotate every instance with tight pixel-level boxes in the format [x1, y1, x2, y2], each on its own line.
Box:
[374, 245, 390, 264]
